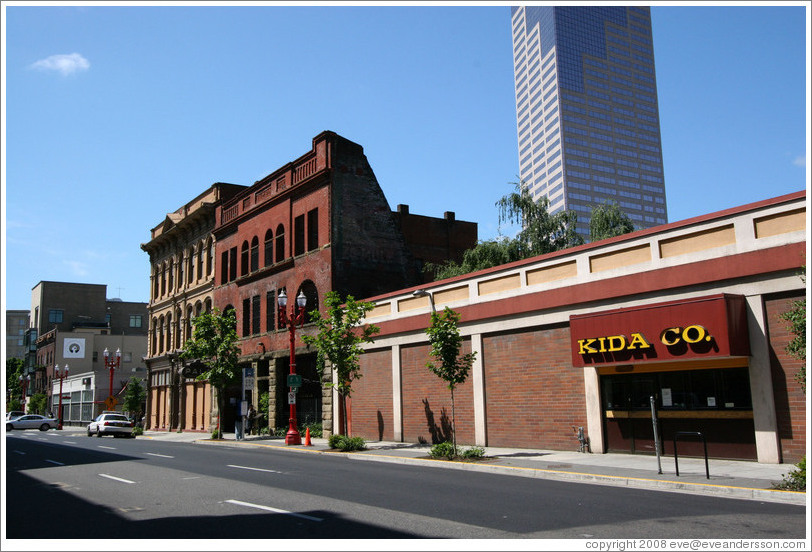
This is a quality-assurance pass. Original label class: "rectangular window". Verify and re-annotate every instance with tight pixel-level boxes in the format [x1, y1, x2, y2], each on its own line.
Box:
[307, 208, 319, 251]
[251, 295, 261, 335]
[229, 247, 238, 282]
[48, 309, 63, 324]
[242, 298, 251, 337]
[129, 315, 142, 328]
[294, 214, 305, 256]
[221, 251, 229, 284]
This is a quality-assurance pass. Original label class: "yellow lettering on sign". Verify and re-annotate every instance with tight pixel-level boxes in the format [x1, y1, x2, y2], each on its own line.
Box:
[578, 338, 598, 355]
[627, 332, 652, 350]
[607, 335, 627, 352]
[660, 327, 681, 346]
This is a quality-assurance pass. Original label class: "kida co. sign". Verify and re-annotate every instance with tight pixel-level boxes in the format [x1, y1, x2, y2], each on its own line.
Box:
[569, 295, 750, 367]
[577, 325, 714, 355]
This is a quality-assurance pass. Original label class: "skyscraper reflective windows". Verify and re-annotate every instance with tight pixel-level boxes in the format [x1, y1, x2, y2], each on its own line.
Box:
[512, 6, 668, 237]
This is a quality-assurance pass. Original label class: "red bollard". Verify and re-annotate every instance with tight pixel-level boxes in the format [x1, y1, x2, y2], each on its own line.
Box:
[305, 427, 312, 446]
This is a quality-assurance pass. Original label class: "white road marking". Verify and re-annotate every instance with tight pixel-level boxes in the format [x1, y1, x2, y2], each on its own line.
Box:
[99, 474, 136, 484]
[64, 441, 77, 444]
[181, 476, 200, 480]
[45, 459, 65, 465]
[224, 499, 323, 521]
[227, 464, 281, 474]
[146, 452, 175, 458]
[98, 445, 116, 450]
[13, 450, 25, 455]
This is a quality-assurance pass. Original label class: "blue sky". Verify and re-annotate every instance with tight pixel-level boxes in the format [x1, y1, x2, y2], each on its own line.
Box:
[2, 1, 809, 312]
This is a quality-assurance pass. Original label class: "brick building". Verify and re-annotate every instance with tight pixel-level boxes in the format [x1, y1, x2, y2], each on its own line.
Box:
[350, 190, 805, 464]
[201, 131, 476, 434]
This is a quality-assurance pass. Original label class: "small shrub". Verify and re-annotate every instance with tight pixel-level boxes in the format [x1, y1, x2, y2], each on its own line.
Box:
[302, 422, 323, 438]
[328, 434, 366, 451]
[773, 456, 806, 492]
[211, 428, 222, 440]
[132, 426, 143, 436]
[460, 446, 485, 460]
[429, 441, 457, 460]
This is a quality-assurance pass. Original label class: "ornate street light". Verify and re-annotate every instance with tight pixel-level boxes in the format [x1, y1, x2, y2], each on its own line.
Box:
[277, 289, 307, 445]
[103, 348, 121, 410]
[55, 364, 69, 430]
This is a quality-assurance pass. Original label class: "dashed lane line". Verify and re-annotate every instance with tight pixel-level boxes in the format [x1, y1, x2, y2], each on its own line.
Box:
[227, 464, 281, 474]
[99, 474, 136, 484]
[146, 452, 175, 458]
[224, 499, 323, 521]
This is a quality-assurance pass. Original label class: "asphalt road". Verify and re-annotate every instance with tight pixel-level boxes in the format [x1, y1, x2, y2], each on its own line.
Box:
[5, 430, 807, 540]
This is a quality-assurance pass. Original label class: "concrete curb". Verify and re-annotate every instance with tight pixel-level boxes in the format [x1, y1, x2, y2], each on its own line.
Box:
[192, 437, 806, 505]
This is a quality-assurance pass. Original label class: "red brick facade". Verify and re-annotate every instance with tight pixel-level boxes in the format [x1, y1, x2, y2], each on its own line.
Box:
[483, 326, 586, 450]
[765, 293, 807, 463]
[347, 348, 394, 441]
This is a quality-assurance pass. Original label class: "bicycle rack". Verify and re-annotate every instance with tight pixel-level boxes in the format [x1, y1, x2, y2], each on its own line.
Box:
[673, 431, 710, 479]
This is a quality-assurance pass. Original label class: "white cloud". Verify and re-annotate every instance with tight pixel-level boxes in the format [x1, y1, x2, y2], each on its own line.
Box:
[29, 53, 90, 76]
[792, 154, 806, 168]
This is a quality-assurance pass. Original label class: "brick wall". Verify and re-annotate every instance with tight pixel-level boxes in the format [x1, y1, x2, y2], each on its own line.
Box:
[400, 342, 476, 446]
[765, 293, 806, 463]
[349, 348, 394, 441]
[483, 326, 587, 450]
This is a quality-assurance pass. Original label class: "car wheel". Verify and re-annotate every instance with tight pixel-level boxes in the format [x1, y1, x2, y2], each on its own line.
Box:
[39, 424, 50, 431]
[87, 429, 93, 437]
[96, 429, 103, 437]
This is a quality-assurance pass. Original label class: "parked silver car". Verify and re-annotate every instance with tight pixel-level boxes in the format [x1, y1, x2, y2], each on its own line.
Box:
[6, 414, 58, 431]
[87, 413, 135, 438]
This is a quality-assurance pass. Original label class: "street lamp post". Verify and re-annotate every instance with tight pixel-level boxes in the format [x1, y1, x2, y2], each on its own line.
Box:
[19, 375, 31, 413]
[277, 289, 307, 445]
[412, 289, 436, 314]
[54, 364, 69, 430]
[103, 348, 121, 410]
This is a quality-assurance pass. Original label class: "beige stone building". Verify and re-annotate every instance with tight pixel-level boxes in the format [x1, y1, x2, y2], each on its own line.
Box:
[141, 182, 245, 432]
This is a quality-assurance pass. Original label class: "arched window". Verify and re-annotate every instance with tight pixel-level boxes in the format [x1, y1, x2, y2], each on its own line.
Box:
[197, 241, 204, 280]
[160, 263, 166, 297]
[168, 259, 174, 291]
[178, 253, 185, 288]
[206, 238, 214, 277]
[275, 224, 285, 263]
[241, 241, 250, 276]
[153, 267, 159, 300]
[250, 236, 259, 272]
[166, 312, 172, 352]
[158, 315, 165, 353]
[264, 229, 274, 267]
[174, 308, 182, 349]
[185, 306, 193, 344]
[187, 247, 194, 284]
[297, 280, 319, 320]
[151, 317, 158, 355]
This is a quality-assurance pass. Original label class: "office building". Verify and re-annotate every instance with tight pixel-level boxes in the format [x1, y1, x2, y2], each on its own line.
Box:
[511, 6, 668, 237]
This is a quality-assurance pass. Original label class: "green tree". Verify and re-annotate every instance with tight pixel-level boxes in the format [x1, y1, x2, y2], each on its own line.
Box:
[28, 393, 48, 415]
[6, 358, 24, 407]
[426, 182, 583, 280]
[589, 200, 636, 242]
[123, 376, 146, 419]
[780, 268, 806, 393]
[425, 307, 477, 455]
[180, 307, 241, 439]
[302, 291, 380, 436]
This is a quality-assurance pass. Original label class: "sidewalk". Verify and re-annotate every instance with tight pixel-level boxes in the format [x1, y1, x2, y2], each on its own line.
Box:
[135, 429, 806, 506]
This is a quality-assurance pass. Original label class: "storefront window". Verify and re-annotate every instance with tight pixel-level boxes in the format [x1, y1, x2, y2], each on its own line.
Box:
[601, 367, 752, 411]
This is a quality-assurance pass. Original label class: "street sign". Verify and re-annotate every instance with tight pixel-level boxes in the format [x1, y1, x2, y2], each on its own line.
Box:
[104, 396, 118, 411]
[287, 374, 302, 388]
[288, 392, 296, 405]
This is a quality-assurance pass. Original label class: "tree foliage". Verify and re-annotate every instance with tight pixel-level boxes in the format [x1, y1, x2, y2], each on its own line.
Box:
[780, 268, 806, 393]
[302, 291, 380, 436]
[425, 307, 477, 453]
[589, 200, 636, 242]
[6, 358, 24, 404]
[426, 182, 583, 280]
[123, 376, 146, 417]
[180, 307, 241, 438]
[28, 393, 48, 415]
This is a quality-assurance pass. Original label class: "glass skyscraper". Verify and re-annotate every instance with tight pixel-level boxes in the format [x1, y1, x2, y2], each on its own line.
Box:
[511, 6, 668, 237]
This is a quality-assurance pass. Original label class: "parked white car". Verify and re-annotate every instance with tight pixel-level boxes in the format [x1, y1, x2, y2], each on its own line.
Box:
[6, 414, 58, 431]
[87, 413, 135, 438]
[5, 411, 25, 421]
